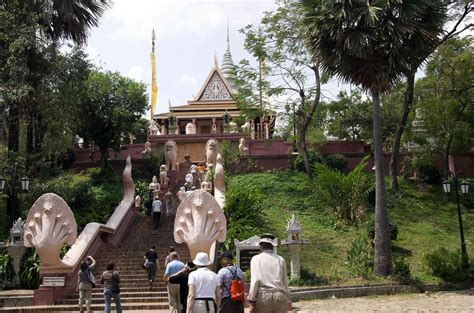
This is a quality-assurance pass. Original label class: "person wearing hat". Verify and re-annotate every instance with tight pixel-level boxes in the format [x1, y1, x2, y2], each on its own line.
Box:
[151, 195, 162, 228]
[186, 252, 221, 313]
[217, 251, 244, 313]
[248, 234, 289, 313]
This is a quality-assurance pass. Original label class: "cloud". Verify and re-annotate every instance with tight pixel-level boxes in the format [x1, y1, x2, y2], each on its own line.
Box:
[127, 66, 145, 82]
[102, 0, 276, 41]
[179, 74, 197, 86]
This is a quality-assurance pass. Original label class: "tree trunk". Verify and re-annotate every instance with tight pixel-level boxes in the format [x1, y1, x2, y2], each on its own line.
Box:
[7, 102, 20, 153]
[298, 118, 312, 179]
[99, 146, 110, 169]
[390, 73, 415, 192]
[372, 90, 392, 276]
[298, 62, 321, 179]
[444, 100, 468, 174]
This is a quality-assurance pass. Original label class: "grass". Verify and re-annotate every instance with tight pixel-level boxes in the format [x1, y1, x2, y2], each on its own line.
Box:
[227, 171, 474, 285]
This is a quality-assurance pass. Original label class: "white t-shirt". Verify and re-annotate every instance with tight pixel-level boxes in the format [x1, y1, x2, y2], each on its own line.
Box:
[152, 199, 162, 213]
[188, 267, 220, 299]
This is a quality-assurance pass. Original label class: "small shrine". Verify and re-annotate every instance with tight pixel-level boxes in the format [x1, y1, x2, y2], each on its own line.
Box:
[281, 214, 309, 279]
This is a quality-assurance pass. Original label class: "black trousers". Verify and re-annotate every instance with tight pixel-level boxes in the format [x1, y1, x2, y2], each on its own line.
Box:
[153, 211, 161, 227]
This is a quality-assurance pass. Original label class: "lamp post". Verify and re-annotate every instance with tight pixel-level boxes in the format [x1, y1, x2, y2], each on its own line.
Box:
[442, 171, 470, 269]
[0, 164, 31, 227]
[285, 102, 298, 154]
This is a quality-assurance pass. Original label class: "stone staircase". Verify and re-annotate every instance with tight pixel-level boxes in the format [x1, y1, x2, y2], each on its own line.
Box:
[0, 212, 190, 312]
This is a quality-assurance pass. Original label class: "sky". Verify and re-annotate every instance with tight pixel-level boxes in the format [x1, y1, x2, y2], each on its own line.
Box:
[85, 0, 282, 115]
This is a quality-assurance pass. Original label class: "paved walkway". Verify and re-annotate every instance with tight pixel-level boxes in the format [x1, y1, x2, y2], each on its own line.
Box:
[293, 290, 474, 312]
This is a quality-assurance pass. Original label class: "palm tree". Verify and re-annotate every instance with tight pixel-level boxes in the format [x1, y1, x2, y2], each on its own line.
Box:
[38, 0, 111, 45]
[301, 0, 443, 276]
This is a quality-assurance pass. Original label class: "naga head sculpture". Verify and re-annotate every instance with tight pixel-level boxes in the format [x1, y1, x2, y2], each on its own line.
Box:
[174, 189, 226, 260]
[24, 193, 77, 270]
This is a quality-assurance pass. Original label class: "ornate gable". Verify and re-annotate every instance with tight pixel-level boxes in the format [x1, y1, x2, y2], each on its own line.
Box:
[195, 68, 234, 102]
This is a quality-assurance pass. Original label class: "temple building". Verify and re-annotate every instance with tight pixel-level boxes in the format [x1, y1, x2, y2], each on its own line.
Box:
[153, 30, 275, 139]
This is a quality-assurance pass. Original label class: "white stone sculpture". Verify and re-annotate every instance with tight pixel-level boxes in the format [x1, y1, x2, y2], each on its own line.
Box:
[141, 141, 152, 154]
[206, 138, 219, 167]
[239, 138, 248, 155]
[214, 154, 225, 209]
[149, 175, 160, 191]
[229, 121, 238, 133]
[164, 140, 178, 171]
[185, 122, 196, 135]
[201, 174, 213, 193]
[159, 165, 169, 186]
[148, 120, 160, 136]
[10, 218, 24, 246]
[281, 214, 309, 279]
[24, 193, 77, 269]
[177, 187, 186, 203]
[174, 189, 226, 260]
[134, 195, 141, 209]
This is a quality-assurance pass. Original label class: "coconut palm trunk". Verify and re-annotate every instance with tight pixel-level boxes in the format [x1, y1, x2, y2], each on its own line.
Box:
[372, 90, 392, 276]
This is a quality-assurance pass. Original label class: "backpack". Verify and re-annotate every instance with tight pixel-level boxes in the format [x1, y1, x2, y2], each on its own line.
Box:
[227, 267, 245, 302]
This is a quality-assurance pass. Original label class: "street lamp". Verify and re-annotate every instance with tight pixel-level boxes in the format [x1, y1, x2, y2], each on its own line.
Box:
[0, 165, 31, 226]
[442, 172, 470, 269]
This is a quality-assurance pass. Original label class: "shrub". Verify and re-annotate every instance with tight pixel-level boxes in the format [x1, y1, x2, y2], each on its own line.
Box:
[345, 234, 373, 278]
[313, 156, 374, 223]
[464, 193, 474, 210]
[366, 217, 398, 242]
[135, 180, 149, 215]
[293, 150, 323, 172]
[20, 170, 122, 231]
[0, 252, 15, 289]
[220, 140, 240, 174]
[424, 247, 474, 283]
[19, 249, 40, 289]
[144, 148, 164, 177]
[324, 154, 348, 172]
[393, 256, 411, 282]
[223, 182, 266, 251]
[412, 158, 442, 185]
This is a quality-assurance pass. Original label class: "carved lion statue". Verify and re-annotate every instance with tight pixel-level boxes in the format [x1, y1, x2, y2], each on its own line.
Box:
[164, 140, 178, 171]
[159, 164, 169, 185]
[206, 138, 219, 167]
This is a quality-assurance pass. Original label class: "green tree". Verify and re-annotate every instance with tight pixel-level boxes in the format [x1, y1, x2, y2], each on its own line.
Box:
[235, 0, 323, 178]
[325, 89, 372, 141]
[301, 0, 446, 276]
[416, 37, 474, 172]
[76, 70, 147, 169]
[389, 1, 472, 192]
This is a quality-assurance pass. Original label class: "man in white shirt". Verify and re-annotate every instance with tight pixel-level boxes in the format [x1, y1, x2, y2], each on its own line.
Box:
[151, 196, 162, 228]
[248, 234, 289, 313]
[187, 252, 221, 313]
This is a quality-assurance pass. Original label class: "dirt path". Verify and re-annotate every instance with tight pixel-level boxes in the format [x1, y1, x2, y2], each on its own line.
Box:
[292, 290, 474, 312]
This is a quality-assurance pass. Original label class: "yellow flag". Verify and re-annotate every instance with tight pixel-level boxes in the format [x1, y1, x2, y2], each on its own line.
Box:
[150, 30, 158, 120]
